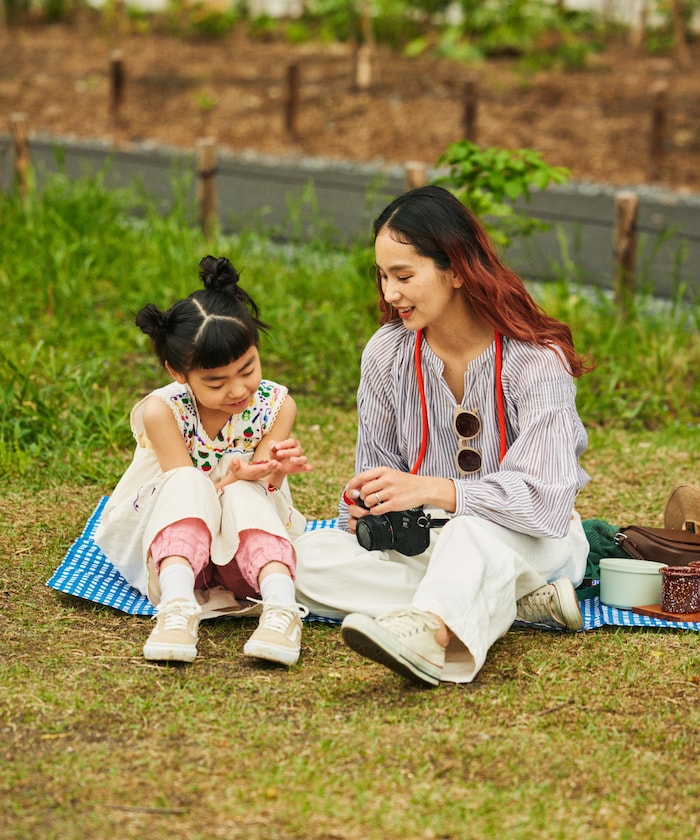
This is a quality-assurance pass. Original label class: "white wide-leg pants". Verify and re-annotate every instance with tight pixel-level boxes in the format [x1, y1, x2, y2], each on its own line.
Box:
[293, 512, 588, 683]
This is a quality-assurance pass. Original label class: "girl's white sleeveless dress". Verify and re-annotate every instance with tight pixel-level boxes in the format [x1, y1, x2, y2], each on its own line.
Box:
[95, 379, 306, 615]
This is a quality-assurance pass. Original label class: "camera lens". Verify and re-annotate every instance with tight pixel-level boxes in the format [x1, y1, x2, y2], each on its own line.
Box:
[356, 514, 395, 552]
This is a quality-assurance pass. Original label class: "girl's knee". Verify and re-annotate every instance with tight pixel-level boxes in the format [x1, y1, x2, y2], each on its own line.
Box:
[235, 529, 295, 589]
[150, 518, 211, 576]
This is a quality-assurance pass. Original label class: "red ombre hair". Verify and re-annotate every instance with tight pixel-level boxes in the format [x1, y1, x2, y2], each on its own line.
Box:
[372, 185, 593, 377]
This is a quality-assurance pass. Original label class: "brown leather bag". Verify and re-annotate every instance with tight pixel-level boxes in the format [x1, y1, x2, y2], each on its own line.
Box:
[615, 525, 700, 566]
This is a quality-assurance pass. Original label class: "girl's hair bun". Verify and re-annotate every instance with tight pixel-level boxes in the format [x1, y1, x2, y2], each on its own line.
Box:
[135, 302, 168, 337]
[199, 255, 240, 293]
[137, 255, 266, 372]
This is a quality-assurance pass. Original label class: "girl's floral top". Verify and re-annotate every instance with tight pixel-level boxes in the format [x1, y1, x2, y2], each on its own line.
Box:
[130, 379, 288, 481]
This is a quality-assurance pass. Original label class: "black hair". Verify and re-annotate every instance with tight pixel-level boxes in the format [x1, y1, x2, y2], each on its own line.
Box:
[135, 256, 268, 374]
[372, 185, 592, 377]
[372, 184, 457, 272]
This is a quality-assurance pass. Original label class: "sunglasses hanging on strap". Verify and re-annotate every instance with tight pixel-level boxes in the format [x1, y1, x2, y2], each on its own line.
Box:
[411, 329, 507, 475]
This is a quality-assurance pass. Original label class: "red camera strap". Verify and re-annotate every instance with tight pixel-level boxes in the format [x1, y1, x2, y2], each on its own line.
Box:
[411, 328, 507, 474]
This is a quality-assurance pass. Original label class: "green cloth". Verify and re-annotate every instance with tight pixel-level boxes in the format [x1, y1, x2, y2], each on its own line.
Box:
[581, 518, 628, 579]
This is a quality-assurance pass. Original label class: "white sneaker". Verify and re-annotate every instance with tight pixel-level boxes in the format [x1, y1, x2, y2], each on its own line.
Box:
[243, 603, 309, 666]
[514, 578, 584, 631]
[341, 610, 445, 687]
[143, 599, 202, 662]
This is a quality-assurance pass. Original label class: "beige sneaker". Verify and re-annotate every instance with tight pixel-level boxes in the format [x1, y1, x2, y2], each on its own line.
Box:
[341, 610, 445, 687]
[243, 603, 309, 666]
[514, 578, 583, 631]
[143, 599, 202, 662]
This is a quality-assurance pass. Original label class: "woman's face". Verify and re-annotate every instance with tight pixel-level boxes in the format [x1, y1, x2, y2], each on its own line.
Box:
[374, 228, 463, 332]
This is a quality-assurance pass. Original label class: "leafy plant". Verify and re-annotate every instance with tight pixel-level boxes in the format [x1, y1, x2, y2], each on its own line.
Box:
[434, 140, 570, 247]
[533, 277, 700, 430]
[166, 0, 238, 38]
[40, 0, 78, 22]
[2, 0, 31, 24]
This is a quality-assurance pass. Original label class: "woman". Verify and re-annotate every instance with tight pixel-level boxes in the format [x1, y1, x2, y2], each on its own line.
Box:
[293, 185, 592, 686]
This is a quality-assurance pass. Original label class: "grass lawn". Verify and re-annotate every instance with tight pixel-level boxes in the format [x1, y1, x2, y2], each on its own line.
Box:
[1, 174, 699, 839]
[2, 419, 699, 840]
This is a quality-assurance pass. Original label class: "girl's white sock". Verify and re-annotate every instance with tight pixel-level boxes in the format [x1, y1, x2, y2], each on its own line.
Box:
[158, 562, 197, 606]
[259, 572, 296, 606]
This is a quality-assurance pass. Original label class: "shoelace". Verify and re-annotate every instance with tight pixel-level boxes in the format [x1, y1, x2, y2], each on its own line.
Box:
[377, 610, 439, 637]
[517, 587, 556, 623]
[252, 601, 310, 633]
[158, 602, 200, 631]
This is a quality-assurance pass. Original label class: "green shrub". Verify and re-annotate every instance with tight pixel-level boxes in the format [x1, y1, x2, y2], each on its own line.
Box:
[434, 140, 570, 247]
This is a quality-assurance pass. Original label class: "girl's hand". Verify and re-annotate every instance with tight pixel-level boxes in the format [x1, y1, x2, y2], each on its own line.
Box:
[216, 457, 281, 491]
[269, 438, 313, 477]
[217, 440, 312, 493]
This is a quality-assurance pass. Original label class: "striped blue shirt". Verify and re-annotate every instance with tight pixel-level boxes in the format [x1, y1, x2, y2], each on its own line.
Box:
[343, 320, 589, 538]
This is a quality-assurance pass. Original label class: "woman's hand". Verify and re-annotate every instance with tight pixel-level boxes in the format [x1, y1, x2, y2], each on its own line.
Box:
[345, 466, 457, 516]
[342, 491, 371, 535]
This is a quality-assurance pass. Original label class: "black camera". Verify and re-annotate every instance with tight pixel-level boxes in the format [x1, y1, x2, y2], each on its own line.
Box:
[354, 499, 447, 556]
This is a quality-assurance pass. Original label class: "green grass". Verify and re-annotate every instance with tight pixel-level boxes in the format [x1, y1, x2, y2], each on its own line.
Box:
[2, 171, 700, 490]
[1, 174, 699, 839]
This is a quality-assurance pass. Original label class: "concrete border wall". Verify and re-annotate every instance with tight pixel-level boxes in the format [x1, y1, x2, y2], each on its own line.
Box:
[2, 134, 699, 297]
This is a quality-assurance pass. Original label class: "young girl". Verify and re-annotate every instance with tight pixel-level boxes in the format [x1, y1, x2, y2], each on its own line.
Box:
[96, 255, 312, 665]
[294, 185, 592, 686]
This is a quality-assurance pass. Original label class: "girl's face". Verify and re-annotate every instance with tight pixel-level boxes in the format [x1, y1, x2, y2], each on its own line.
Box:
[168, 346, 262, 418]
[374, 228, 463, 332]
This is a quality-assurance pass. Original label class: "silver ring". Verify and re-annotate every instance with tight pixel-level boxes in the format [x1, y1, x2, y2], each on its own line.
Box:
[375, 492, 383, 505]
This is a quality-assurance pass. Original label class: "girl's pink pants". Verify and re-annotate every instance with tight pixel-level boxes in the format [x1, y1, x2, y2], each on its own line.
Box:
[150, 518, 295, 600]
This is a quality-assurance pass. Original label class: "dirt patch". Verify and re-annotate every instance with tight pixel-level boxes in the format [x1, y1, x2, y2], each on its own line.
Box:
[1, 12, 699, 193]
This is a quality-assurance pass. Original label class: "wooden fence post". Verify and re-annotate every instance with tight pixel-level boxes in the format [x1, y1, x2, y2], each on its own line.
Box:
[405, 161, 427, 189]
[649, 79, 668, 181]
[284, 63, 299, 137]
[629, 0, 647, 48]
[355, 44, 373, 91]
[110, 49, 126, 123]
[613, 191, 639, 316]
[196, 137, 217, 239]
[10, 112, 29, 196]
[462, 76, 478, 142]
[355, 0, 375, 90]
[669, 0, 692, 69]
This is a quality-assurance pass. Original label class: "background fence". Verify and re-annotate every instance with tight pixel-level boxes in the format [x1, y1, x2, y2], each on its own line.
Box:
[1, 132, 699, 298]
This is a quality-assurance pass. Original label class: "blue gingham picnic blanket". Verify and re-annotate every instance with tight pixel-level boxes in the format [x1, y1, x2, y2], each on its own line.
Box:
[46, 497, 700, 631]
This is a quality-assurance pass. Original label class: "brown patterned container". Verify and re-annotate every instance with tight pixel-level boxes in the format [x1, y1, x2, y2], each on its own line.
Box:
[660, 565, 700, 614]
